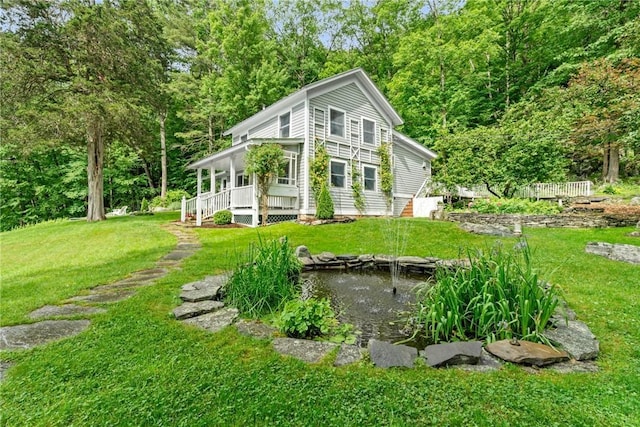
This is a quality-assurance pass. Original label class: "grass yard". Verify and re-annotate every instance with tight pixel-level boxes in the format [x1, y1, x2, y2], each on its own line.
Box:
[1, 215, 639, 426]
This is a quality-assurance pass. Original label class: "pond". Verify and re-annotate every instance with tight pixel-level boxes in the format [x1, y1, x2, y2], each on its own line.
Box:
[302, 270, 425, 348]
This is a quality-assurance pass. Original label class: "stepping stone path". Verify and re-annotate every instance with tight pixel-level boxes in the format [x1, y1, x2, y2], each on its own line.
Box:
[423, 341, 483, 368]
[0, 320, 91, 350]
[173, 274, 239, 333]
[486, 339, 570, 367]
[1, 223, 200, 383]
[369, 339, 418, 368]
[272, 338, 338, 363]
[29, 304, 106, 319]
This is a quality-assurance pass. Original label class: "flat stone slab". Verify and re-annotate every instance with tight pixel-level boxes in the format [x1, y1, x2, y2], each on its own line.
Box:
[90, 281, 151, 292]
[460, 222, 515, 237]
[397, 256, 430, 265]
[182, 308, 239, 333]
[172, 300, 224, 320]
[295, 245, 311, 258]
[235, 319, 277, 339]
[334, 344, 364, 367]
[68, 290, 135, 304]
[0, 320, 91, 350]
[317, 251, 337, 262]
[423, 341, 483, 367]
[180, 286, 221, 302]
[272, 338, 338, 363]
[368, 339, 417, 368]
[176, 243, 202, 251]
[543, 320, 599, 361]
[29, 304, 106, 319]
[486, 339, 569, 367]
[585, 242, 640, 264]
[454, 348, 504, 372]
[162, 251, 194, 261]
[180, 275, 227, 292]
[133, 268, 169, 277]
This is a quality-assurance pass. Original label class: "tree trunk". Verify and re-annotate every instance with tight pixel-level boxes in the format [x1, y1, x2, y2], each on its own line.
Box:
[605, 144, 620, 183]
[159, 110, 168, 199]
[87, 119, 106, 221]
[602, 142, 610, 182]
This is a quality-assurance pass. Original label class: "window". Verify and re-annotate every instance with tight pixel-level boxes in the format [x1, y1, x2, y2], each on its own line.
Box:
[363, 166, 377, 191]
[236, 172, 249, 187]
[362, 118, 375, 145]
[313, 108, 325, 139]
[330, 160, 346, 188]
[329, 108, 345, 138]
[279, 112, 290, 138]
[240, 134, 248, 143]
[350, 119, 360, 145]
[380, 128, 389, 144]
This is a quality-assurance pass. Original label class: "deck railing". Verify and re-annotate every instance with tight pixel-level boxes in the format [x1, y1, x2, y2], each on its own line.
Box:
[230, 185, 253, 208]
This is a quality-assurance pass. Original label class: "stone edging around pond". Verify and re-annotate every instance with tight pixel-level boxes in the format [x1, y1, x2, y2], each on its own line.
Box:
[294, 245, 466, 275]
[170, 245, 600, 373]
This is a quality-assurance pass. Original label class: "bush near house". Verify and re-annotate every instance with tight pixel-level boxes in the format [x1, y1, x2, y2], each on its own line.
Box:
[213, 210, 232, 225]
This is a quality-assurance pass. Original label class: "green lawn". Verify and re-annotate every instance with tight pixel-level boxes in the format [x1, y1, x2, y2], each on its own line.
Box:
[1, 215, 639, 426]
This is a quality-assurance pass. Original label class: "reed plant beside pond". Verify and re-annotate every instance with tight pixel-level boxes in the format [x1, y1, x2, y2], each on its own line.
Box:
[411, 240, 561, 344]
[224, 236, 301, 318]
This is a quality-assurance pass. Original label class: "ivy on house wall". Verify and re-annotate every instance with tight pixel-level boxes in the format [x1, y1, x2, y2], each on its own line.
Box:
[377, 143, 393, 208]
[350, 161, 365, 215]
[310, 140, 334, 219]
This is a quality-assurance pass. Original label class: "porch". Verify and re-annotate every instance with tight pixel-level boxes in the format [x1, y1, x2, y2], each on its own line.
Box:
[180, 138, 303, 227]
[181, 184, 299, 227]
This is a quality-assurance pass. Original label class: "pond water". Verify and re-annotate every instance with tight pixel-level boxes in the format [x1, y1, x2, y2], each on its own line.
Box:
[302, 270, 425, 348]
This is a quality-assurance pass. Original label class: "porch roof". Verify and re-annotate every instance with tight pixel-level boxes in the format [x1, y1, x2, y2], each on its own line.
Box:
[187, 138, 304, 170]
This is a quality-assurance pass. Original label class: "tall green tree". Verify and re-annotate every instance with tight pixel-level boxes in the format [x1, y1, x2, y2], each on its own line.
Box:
[2, 0, 169, 221]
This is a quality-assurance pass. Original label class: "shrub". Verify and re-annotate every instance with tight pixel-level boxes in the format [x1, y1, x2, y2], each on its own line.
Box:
[213, 210, 232, 225]
[316, 183, 334, 219]
[278, 298, 336, 339]
[225, 237, 301, 318]
[601, 184, 618, 195]
[466, 198, 562, 214]
[410, 241, 561, 345]
[150, 189, 191, 209]
[140, 198, 150, 212]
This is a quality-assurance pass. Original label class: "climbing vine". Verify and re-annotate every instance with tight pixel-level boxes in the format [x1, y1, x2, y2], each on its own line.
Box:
[350, 161, 365, 215]
[377, 143, 393, 207]
[310, 140, 334, 219]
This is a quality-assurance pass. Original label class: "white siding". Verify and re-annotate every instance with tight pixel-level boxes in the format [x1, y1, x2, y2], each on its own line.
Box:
[393, 143, 430, 196]
[249, 117, 278, 139]
[291, 102, 305, 138]
[306, 82, 393, 216]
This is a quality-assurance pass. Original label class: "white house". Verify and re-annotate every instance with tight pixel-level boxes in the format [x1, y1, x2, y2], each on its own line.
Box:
[181, 68, 437, 226]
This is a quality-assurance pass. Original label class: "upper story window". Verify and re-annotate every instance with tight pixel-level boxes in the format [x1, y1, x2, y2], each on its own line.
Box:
[329, 108, 345, 138]
[240, 134, 248, 143]
[314, 108, 326, 140]
[350, 119, 360, 145]
[363, 165, 377, 191]
[362, 118, 376, 145]
[330, 160, 346, 188]
[279, 112, 290, 138]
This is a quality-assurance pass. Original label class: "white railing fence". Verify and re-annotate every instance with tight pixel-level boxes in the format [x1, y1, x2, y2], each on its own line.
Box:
[516, 181, 592, 199]
[230, 185, 253, 208]
[415, 180, 593, 200]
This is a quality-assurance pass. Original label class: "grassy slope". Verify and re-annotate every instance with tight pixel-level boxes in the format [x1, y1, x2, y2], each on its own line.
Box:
[1, 217, 639, 426]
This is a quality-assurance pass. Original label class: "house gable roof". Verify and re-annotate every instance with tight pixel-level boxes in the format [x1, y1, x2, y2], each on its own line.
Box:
[223, 68, 403, 137]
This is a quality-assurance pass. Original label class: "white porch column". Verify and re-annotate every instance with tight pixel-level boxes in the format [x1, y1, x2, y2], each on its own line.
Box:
[229, 158, 236, 189]
[196, 197, 202, 226]
[251, 172, 259, 227]
[210, 167, 216, 193]
[196, 168, 203, 226]
[196, 168, 203, 196]
[180, 196, 186, 222]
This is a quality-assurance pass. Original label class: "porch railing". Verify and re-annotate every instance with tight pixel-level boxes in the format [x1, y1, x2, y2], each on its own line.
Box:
[230, 185, 253, 208]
